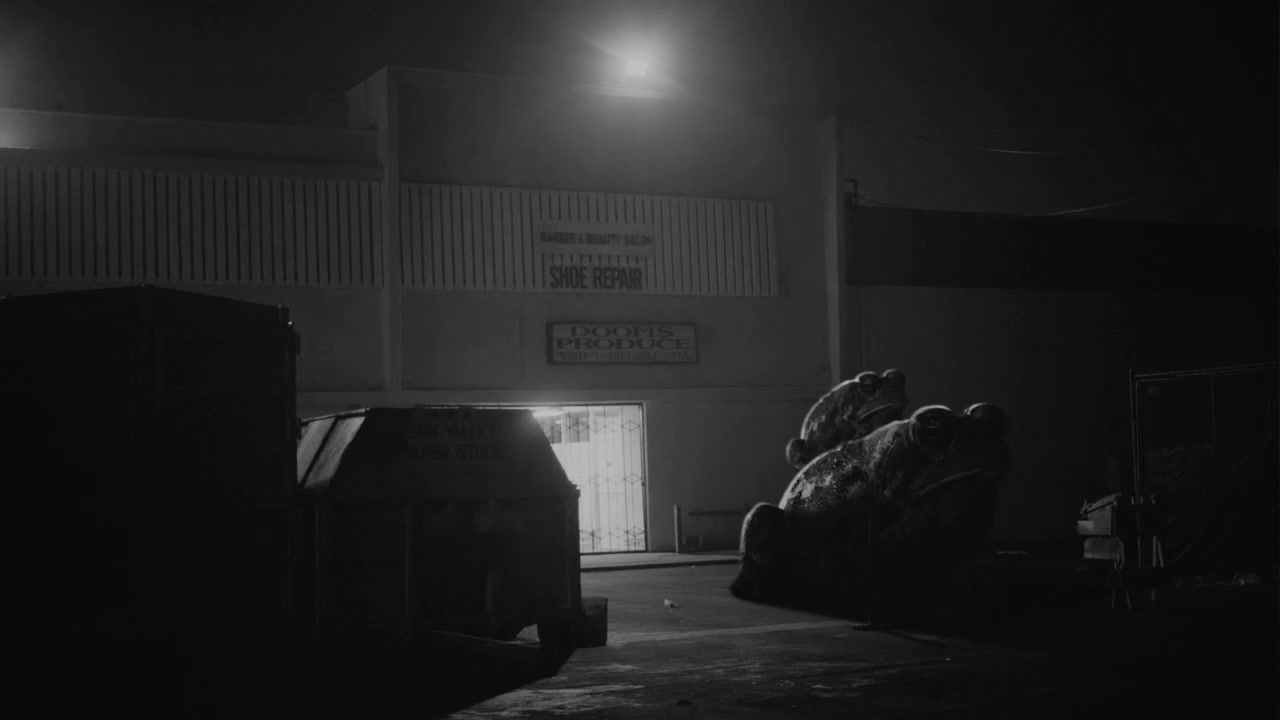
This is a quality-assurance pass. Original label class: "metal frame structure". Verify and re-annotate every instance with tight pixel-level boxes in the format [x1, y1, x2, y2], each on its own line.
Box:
[1128, 361, 1278, 572]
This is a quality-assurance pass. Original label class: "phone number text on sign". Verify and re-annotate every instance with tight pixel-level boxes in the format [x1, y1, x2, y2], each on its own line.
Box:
[547, 323, 698, 364]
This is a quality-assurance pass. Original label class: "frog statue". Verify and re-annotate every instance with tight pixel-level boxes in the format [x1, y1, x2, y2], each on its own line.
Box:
[734, 403, 1011, 617]
[785, 369, 908, 470]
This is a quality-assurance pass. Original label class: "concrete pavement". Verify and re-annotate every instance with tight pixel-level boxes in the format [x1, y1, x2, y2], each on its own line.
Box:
[447, 563, 1278, 719]
[27, 557, 1266, 718]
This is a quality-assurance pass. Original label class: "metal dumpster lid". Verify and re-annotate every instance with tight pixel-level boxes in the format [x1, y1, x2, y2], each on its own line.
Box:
[297, 406, 577, 501]
[0, 284, 290, 333]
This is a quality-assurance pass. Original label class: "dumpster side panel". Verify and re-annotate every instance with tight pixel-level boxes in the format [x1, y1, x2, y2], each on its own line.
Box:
[320, 502, 409, 634]
[144, 292, 298, 631]
[413, 497, 577, 637]
[303, 407, 583, 645]
[1, 286, 299, 651]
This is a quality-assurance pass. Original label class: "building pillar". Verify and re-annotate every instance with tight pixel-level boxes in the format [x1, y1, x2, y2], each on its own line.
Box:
[374, 70, 404, 393]
[821, 110, 863, 384]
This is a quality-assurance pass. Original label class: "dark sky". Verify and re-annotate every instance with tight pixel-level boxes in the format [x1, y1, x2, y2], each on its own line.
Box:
[0, 0, 1275, 225]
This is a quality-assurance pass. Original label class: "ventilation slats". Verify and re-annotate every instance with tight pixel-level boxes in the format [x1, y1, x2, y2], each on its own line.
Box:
[285, 179, 298, 285]
[0, 163, 777, 295]
[178, 173, 192, 281]
[0, 161, 383, 287]
[396, 183, 778, 296]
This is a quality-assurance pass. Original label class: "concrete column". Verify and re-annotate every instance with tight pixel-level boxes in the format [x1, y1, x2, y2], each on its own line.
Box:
[820, 110, 863, 384]
[374, 70, 404, 392]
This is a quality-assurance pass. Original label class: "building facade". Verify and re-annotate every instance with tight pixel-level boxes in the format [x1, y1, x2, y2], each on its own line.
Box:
[3, 67, 1274, 554]
[0, 67, 840, 553]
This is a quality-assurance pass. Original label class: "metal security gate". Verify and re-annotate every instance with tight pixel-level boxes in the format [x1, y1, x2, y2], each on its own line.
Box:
[530, 404, 647, 554]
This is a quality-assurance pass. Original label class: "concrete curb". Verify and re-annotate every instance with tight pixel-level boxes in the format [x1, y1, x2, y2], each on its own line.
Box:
[581, 557, 741, 573]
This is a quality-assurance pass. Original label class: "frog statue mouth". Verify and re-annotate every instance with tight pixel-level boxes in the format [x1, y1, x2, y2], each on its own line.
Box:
[855, 400, 905, 422]
[914, 466, 999, 502]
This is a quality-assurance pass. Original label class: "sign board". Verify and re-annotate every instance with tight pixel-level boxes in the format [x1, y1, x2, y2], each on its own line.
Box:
[535, 220, 656, 257]
[545, 263, 646, 292]
[547, 322, 697, 364]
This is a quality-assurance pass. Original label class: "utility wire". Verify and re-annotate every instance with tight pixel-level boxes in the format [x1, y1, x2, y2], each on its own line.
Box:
[851, 192, 1147, 219]
[846, 106, 1072, 136]
[850, 195, 907, 209]
[1024, 173, 1195, 217]
[846, 107, 1210, 160]
[847, 110, 1096, 156]
[849, 169, 1197, 218]
[1038, 197, 1140, 216]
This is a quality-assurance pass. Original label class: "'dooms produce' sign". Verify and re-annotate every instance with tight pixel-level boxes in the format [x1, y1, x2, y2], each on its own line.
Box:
[547, 323, 697, 364]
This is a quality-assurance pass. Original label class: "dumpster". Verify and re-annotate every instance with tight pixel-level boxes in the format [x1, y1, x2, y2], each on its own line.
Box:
[296, 406, 583, 657]
[0, 285, 300, 711]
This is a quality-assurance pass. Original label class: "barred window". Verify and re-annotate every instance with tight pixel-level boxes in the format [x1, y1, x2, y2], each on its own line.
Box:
[562, 409, 590, 443]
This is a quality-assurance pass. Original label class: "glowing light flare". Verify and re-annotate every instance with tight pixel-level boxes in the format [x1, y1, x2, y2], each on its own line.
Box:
[606, 33, 665, 83]
[624, 57, 650, 77]
[570, 23, 677, 90]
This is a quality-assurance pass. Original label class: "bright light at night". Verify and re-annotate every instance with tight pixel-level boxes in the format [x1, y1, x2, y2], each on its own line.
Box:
[625, 57, 649, 77]
[606, 32, 663, 82]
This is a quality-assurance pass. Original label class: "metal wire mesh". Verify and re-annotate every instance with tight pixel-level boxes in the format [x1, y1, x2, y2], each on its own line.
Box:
[535, 405, 647, 553]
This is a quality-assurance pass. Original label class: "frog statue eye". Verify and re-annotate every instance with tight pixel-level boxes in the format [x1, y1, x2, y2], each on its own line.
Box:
[882, 369, 906, 389]
[857, 373, 881, 394]
[911, 410, 955, 453]
[964, 402, 1008, 439]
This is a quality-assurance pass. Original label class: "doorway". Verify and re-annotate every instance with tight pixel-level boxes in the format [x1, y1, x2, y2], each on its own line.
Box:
[529, 404, 648, 554]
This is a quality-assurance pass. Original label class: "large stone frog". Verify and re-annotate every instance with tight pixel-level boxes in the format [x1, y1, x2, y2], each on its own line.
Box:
[785, 369, 908, 470]
[735, 402, 1010, 616]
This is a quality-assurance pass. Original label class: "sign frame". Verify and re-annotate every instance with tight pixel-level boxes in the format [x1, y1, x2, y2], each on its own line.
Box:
[546, 321, 699, 365]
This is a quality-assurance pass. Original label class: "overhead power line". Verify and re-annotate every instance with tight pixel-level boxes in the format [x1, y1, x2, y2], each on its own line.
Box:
[847, 170, 1197, 219]
[847, 106, 1072, 136]
[850, 192, 1145, 219]
[847, 110, 1094, 156]
[1038, 197, 1140, 216]
[849, 194, 906, 208]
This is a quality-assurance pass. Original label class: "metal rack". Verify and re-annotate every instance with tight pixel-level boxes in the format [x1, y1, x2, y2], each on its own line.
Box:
[1075, 361, 1280, 609]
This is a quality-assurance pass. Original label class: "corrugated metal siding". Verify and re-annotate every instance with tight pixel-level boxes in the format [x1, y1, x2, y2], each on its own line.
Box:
[400, 183, 778, 296]
[0, 163, 382, 287]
